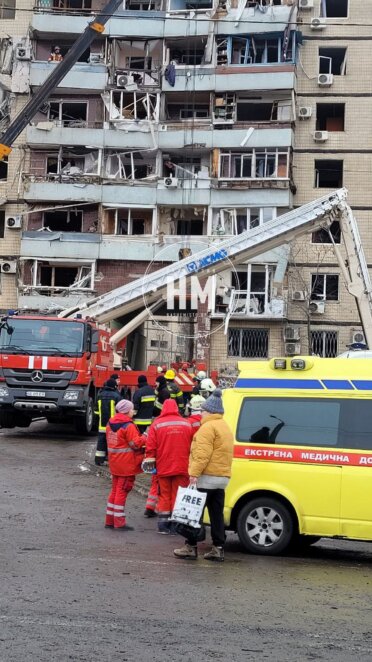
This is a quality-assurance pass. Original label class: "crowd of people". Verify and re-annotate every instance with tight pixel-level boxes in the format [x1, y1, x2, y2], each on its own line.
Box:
[95, 368, 234, 562]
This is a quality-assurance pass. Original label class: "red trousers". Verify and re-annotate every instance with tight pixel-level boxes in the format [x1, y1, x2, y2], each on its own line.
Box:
[146, 474, 159, 512]
[157, 475, 189, 516]
[105, 475, 135, 528]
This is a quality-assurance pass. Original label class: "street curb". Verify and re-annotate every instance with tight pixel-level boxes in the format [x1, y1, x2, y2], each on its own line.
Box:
[86, 460, 150, 498]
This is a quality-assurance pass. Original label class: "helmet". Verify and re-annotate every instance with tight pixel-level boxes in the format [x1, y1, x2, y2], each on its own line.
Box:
[200, 378, 216, 394]
[196, 370, 206, 381]
[157, 365, 167, 374]
[165, 369, 176, 380]
[189, 394, 206, 412]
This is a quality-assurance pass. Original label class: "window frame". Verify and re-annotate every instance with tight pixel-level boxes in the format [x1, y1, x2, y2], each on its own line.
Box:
[311, 273, 339, 302]
[228, 327, 269, 358]
[219, 149, 289, 180]
[311, 330, 338, 358]
[0, 0, 15, 19]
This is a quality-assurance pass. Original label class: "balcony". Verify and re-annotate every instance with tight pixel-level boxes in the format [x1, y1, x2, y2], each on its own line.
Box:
[26, 123, 292, 151]
[213, 290, 287, 320]
[30, 61, 108, 93]
[30, 4, 295, 39]
[162, 66, 295, 94]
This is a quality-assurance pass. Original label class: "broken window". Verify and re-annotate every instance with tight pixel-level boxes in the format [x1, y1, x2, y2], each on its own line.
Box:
[320, 0, 348, 18]
[102, 208, 154, 235]
[217, 33, 296, 66]
[105, 151, 154, 180]
[231, 264, 273, 315]
[236, 98, 291, 122]
[32, 261, 94, 290]
[0, 0, 15, 19]
[0, 211, 4, 238]
[311, 274, 339, 301]
[164, 157, 201, 179]
[312, 221, 341, 244]
[125, 56, 152, 71]
[124, 0, 158, 8]
[314, 160, 343, 188]
[319, 48, 347, 76]
[316, 103, 345, 131]
[220, 150, 288, 179]
[51, 0, 92, 10]
[167, 38, 207, 66]
[43, 211, 83, 232]
[49, 101, 88, 127]
[0, 157, 8, 180]
[45, 148, 100, 178]
[177, 219, 204, 236]
[107, 91, 159, 121]
[212, 208, 276, 235]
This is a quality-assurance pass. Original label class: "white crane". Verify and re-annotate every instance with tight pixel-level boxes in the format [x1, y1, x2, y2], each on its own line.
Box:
[59, 188, 372, 349]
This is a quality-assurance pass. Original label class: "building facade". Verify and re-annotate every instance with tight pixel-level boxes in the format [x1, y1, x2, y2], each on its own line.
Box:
[0, 0, 366, 371]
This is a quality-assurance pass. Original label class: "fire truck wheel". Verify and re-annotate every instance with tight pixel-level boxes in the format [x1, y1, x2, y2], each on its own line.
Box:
[75, 397, 94, 435]
[0, 411, 16, 428]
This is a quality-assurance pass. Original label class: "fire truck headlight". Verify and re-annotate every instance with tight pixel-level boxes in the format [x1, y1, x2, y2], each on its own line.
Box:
[63, 390, 80, 401]
[0, 386, 9, 397]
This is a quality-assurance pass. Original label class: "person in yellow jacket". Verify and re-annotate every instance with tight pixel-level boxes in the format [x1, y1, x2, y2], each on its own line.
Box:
[174, 388, 234, 563]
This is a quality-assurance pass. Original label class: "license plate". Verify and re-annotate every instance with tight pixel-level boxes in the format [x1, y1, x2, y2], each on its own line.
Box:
[26, 391, 46, 397]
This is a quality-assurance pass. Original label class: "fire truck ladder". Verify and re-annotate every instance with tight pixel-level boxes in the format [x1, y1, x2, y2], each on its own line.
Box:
[61, 188, 357, 325]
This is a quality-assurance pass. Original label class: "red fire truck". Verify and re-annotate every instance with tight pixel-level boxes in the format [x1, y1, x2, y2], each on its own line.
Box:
[0, 313, 210, 434]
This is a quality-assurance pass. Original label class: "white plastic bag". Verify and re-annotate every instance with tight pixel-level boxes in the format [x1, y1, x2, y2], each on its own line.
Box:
[171, 485, 207, 529]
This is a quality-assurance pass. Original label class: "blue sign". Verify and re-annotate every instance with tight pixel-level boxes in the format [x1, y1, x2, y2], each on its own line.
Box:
[186, 248, 228, 274]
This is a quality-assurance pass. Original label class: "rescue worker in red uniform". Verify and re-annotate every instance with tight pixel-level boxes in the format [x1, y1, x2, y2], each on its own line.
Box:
[145, 399, 194, 534]
[105, 400, 145, 531]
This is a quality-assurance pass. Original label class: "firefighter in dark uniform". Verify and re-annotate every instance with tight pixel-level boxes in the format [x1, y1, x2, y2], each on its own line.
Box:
[94, 378, 121, 465]
[153, 375, 170, 418]
[132, 375, 155, 433]
[165, 369, 185, 415]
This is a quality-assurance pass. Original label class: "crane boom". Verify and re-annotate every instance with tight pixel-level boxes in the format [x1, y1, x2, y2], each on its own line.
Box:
[0, 0, 122, 160]
[59, 188, 372, 348]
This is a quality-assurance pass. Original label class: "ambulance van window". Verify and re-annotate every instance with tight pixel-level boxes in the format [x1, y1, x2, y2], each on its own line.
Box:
[237, 398, 340, 447]
[237, 398, 372, 451]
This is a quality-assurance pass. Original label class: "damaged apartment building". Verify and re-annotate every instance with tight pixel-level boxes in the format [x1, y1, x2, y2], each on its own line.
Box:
[0, 0, 300, 369]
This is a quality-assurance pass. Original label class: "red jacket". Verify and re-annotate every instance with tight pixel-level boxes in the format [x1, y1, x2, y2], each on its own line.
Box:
[145, 399, 193, 477]
[188, 413, 202, 433]
[106, 413, 144, 477]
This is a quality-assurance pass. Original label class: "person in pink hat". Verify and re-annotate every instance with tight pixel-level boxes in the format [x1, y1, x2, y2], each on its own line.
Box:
[105, 399, 145, 531]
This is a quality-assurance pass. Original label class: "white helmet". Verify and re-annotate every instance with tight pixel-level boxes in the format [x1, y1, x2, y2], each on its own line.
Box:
[196, 370, 206, 381]
[200, 378, 216, 394]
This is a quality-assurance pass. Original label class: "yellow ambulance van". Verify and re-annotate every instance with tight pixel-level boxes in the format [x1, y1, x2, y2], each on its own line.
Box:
[223, 356, 372, 555]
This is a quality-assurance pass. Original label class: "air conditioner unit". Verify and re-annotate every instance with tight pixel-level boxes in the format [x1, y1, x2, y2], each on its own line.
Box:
[318, 73, 333, 87]
[116, 74, 135, 88]
[285, 342, 301, 356]
[311, 17, 326, 30]
[299, 106, 312, 119]
[0, 261, 17, 274]
[159, 124, 168, 132]
[299, 0, 314, 7]
[352, 330, 365, 344]
[5, 215, 22, 229]
[284, 327, 300, 341]
[163, 177, 178, 188]
[292, 290, 305, 301]
[309, 300, 325, 314]
[313, 130, 329, 142]
[16, 45, 32, 61]
[89, 53, 101, 64]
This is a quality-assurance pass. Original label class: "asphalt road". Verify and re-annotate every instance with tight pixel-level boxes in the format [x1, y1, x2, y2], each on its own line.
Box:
[1, 422, 372, 662]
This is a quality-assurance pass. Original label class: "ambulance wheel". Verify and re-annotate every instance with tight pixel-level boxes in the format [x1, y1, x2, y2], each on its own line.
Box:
[237, 498, 294, 556]
[75, 397, 94, 435]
